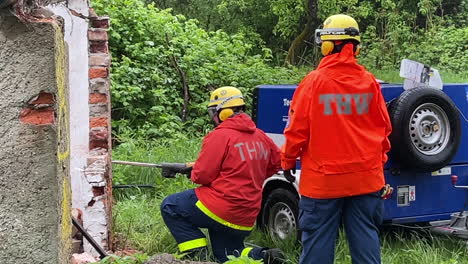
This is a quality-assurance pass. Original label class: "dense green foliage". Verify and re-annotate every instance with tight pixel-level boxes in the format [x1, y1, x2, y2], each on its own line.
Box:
[146, 0, 468, 69]
[93, 0, 304, 139]
[93, 0, 467, 140]
[109, 139, 468, 264]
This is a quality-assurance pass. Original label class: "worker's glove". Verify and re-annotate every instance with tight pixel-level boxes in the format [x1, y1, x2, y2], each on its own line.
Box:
[160, 163, 193, 178]
[381, 184, 393, 200]
[283, 168, 296, 183]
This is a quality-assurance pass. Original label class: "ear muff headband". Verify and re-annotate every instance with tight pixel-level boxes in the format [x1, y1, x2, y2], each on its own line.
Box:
[316, 27, 360, 56]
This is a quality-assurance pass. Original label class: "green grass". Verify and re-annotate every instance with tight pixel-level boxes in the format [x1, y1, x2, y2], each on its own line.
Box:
[110, 138, 468, 263]
[112, 138, 201, 185]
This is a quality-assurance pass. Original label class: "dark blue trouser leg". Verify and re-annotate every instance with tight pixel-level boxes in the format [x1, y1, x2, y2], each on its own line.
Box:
[299, 192, 383, 264]
[160, 189, 253, 263]
[299, 196, 342, 264]
[160, 189, 208, 251]
[208, 228, 251, 261]
[343, 192, 383, 264]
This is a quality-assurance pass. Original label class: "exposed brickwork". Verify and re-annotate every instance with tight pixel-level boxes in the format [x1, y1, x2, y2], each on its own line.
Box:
[89, 104, 109, 118]
[88, 29, 108, 42]
[90, 17, 109, 29]
[89, 93, 107, 104]
[89, 129, 109, 151]
[89, 79, 109, 94]
[89, 55, 110, 67]
[20, 107, 55, 125]
[89, 117, 108, 128]
[89, 67, 108, 79]
[89, 140, 108, 150]
[28, 91, 54, 105]
[89, 41, 108, 54]
[86, 14, 113, 254]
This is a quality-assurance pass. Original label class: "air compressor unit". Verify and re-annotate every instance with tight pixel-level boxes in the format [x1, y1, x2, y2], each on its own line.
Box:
[253, 67, 468, 239]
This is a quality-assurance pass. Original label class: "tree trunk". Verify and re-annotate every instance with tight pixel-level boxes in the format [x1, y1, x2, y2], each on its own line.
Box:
[285, 0, 319, 65]
[165, 34, 191, 122]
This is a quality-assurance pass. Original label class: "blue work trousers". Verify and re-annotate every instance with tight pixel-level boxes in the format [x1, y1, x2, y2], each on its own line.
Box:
[299, 191, 383, 264]
[160, 189, 264, 263]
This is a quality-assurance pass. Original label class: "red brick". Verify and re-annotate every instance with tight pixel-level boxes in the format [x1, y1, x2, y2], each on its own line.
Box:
[19, 108, 54, 125]
[88, 29, 108, 41]
[91, 17, 110, 29]
[28, 91, 54, 105]
[89, 67, 108, 79]
[90, 140, 109, 150]
[90, 41, 108, 54]
[89, 93, 107, 104]
[90, 117, 108, 128]
[89, 54, 110, 67]
[90, 127, 108, 141]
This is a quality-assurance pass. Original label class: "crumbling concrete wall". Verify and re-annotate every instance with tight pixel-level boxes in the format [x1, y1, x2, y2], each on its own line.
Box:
[48, 1, 113, 255]
[0, 15, 72, 264]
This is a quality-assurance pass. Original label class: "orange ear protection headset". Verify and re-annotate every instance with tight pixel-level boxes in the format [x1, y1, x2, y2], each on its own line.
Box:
[315, 27, 361, 56]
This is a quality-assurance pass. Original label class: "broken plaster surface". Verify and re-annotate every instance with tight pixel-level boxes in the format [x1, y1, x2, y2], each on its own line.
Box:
[0, 16, 68, 264]
[83, 150, 109, 255]
[49, 2, 111, 257]
[49, 0, 90, 214]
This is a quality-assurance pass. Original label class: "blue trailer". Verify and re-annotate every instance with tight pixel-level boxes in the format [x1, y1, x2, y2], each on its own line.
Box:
[254, 82, 468, 240]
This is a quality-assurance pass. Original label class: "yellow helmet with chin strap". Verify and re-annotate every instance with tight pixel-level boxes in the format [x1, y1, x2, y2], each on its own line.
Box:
[208, 86, 245, 122]
[315, 14, 361, 56]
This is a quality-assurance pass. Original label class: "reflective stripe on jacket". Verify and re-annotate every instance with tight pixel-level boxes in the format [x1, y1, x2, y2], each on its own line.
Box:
[281, 43, 392, 199]
[192, 113, 281, 227]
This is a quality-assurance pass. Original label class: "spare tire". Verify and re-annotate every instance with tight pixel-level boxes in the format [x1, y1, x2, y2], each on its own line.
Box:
[389, 87, 461, 172]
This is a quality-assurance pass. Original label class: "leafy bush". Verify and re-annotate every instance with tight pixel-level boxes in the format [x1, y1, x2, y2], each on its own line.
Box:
[360, 25, 468, 73]
[93, 0, 302, 139]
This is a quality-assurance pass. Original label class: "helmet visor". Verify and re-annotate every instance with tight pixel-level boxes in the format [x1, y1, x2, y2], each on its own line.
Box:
[207, 106, 218, 119]
[315, 27, 360, 44]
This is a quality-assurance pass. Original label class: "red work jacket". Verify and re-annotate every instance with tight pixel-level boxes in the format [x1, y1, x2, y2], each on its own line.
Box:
[281, 43, 392, 199]
[192, 113, 281, 227]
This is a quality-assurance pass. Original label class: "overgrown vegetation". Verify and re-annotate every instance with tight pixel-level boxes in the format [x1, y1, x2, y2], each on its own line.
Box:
[93, 0, 304, 139]
[144, 0, 468, 68]
[93, 0, 467, 140]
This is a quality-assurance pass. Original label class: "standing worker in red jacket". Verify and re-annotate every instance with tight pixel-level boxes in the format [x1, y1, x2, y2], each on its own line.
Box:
[281, 14, 392, 264]
[161, 86, 285, 264]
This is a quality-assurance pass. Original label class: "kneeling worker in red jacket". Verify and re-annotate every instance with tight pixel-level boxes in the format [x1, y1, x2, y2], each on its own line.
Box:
[161, 86, 285, 263]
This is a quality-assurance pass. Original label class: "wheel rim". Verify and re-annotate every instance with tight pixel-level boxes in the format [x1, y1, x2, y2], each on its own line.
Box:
[409, 103, 450, 155]
[268, 202, 296, 240]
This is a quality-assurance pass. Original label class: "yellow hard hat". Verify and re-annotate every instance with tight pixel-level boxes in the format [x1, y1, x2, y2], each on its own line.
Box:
[208, 86, 245, 109]
[315, 14, 361, 44]
[208, 86, 245, 122]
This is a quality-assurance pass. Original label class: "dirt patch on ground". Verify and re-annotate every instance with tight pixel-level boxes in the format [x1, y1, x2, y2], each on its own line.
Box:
[144, 254, 217, 264]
